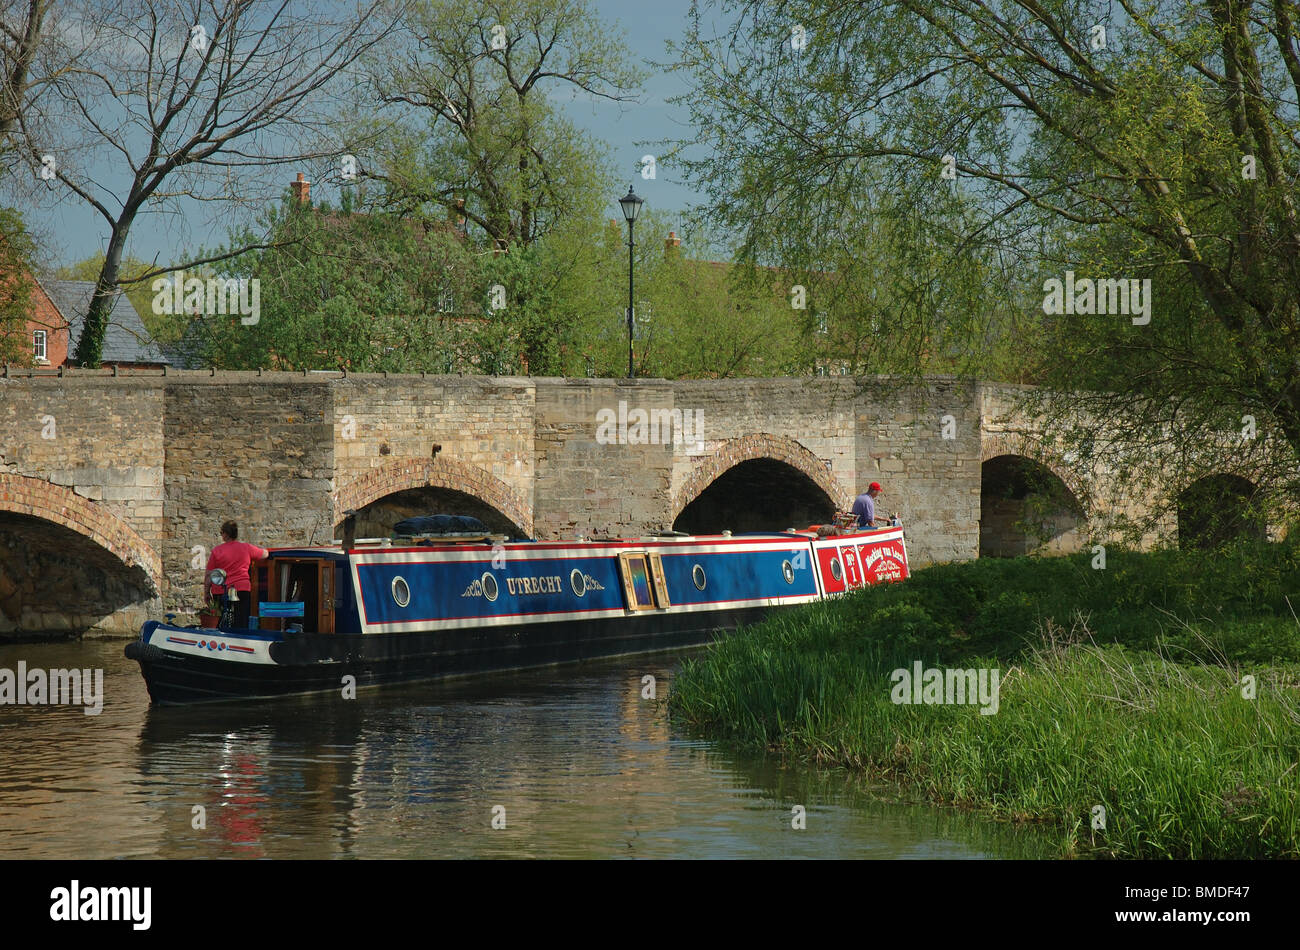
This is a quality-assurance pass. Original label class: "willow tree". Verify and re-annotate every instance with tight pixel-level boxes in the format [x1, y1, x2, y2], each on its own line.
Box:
[669, 0, 1300, 519]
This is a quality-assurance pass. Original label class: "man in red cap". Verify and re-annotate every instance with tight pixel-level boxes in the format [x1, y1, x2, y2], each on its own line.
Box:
[852, 482, 883, 528]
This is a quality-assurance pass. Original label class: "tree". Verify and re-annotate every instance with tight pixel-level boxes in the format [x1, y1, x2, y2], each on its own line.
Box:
[354, 0, 642, 251]
[192, 191, 480, 372]
[56, 253, 174, 340]
[14, 0, 398, 367]
[0, 0, 48, 153]
[554, 211, 810, 379]
[668, 0, 1300, 512]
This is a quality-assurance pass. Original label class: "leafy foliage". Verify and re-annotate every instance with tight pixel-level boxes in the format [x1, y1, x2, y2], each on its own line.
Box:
[194, 195, 480, 372]
[0, 207, 36, 364]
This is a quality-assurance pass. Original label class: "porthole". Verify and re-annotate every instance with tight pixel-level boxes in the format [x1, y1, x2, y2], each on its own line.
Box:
[692, 564, 707, 590]
[782, 559, 795, 584]
[830, 558, 843, 581]
[482, 572, 499, 602]
[391, 575, 411, 607]
[571, 568, 587, 597]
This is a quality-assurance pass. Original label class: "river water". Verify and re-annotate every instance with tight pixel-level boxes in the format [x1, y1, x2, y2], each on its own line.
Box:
[0, 640, 1057, 859]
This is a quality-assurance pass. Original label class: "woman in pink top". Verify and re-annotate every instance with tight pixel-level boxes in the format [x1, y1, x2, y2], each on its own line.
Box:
[206, 521, 269, 629]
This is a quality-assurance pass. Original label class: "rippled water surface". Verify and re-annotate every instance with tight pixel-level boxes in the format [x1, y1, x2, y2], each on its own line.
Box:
[0, 640, 1058, 858]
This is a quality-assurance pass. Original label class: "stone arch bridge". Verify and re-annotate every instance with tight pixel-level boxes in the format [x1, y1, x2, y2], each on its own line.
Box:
[0, 372, 1261, 636]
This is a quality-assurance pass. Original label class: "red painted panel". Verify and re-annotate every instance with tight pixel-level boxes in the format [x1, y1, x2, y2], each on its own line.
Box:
[815, 545, 846, 593]
[856, 536, 909, 584]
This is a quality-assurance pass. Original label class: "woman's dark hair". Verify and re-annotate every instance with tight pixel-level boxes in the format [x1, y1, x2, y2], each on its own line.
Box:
[221, 520, 238, 540]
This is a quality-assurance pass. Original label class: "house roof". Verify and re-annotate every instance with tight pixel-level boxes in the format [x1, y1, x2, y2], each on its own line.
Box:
[158, 317, 209, 370]
[44, 279, 170, 365]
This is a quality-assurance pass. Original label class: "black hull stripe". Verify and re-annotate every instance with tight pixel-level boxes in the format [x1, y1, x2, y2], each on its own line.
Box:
[132, 607, 767, 705]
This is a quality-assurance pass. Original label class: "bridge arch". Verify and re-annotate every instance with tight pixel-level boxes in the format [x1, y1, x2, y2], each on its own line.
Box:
[980, 433, 1091, 513]
[0, 474, 161, 635]
[672, 434, 851, 534]
[1175, 473, 1267, 550]
[333, 457, 533, 539]
[0, 474, 161, 585]
[979, 436, 1089, 557]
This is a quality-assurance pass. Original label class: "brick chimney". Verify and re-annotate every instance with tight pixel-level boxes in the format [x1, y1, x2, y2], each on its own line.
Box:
[291, 172, 311, 204]
[665, 230, 682, 254]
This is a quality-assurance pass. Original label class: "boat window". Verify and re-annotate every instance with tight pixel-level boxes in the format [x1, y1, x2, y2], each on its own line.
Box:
[618, 553, 657, 610]
[481, 572, 499, 602]
[391, 575, 410, 607]
[648, 553, 671, 607]
[782, 560, 795, 584]
[830, 557, 843, 581]
[570, 569, 587, 597]
[692, 564, 706, 590]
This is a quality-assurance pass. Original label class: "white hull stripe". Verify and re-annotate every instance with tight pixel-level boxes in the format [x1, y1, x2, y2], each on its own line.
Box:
[154, 630, 277, 665]
[351, 540, 814, 566]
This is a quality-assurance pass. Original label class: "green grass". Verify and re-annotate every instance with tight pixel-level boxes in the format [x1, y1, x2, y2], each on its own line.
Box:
[668, 538, 1300, 858]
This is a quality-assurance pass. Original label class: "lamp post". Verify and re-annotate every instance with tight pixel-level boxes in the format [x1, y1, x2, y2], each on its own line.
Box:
[618, 185, 644, 378]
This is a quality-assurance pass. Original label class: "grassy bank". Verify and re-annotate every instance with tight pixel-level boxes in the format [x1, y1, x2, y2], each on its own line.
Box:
[668, 539, 1300, 857]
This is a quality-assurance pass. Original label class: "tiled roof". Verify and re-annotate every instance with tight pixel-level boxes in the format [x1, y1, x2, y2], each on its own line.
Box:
[45, 280, 170, 365]
[158, 317, 209, 370]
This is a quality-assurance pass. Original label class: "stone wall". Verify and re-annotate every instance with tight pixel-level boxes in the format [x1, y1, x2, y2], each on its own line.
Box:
[533, 379, 677, 539]
[162, 376, 335, 611]
[850, 378, 983, 565]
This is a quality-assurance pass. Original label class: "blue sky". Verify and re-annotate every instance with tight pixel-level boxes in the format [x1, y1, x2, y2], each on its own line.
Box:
[38, 0, 708, 270]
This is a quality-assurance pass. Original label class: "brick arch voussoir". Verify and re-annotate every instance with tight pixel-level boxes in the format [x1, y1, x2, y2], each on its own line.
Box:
[674, 433, 851, 519]
[980, 433, 1092, 516]
[333, 457, 533, 537]
[0, 473, 162, 591]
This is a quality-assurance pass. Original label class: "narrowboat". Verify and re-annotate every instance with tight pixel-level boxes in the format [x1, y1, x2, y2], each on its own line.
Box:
[125, 516, 909, 705]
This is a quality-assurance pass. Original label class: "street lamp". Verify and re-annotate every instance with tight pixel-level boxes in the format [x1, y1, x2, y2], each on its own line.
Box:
[618, 185, 644, 378]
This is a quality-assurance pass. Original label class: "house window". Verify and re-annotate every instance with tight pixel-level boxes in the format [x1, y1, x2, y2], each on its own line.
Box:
[815, 311, 828, 334]
[437, 286, 454, 313]
[33, 330, 47, 362]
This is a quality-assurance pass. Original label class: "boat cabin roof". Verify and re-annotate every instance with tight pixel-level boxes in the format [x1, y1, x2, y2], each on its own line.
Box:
[264, 525, 895, 561]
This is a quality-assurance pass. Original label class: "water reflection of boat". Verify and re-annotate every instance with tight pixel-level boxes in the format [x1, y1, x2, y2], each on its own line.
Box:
[126, 516, 909, 705]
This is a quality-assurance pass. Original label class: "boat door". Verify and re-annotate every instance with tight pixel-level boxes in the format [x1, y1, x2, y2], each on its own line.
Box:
[256, 557, 336, 634]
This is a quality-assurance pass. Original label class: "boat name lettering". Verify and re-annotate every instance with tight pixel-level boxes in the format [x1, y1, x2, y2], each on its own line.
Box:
[863, 545, 900, 569]
[506, 575, 564, 596]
